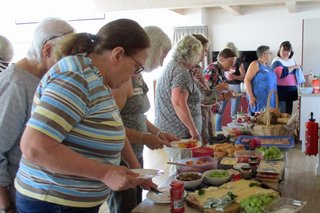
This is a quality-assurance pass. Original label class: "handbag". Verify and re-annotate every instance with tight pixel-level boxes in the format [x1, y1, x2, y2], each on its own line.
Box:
[295, 68, 305, 84]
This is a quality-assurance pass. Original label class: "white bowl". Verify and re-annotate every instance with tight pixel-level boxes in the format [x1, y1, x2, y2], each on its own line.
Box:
[299, 87, 313, 94]
[175, 172, 204, 189]
[203, 169, 231, 186]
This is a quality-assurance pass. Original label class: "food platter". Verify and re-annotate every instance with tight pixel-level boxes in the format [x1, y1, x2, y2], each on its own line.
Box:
[170, 139, 201, 149]
[265, 152, 284, 161]
[146, 187, 187, 204]
[130, 169, 164, 179]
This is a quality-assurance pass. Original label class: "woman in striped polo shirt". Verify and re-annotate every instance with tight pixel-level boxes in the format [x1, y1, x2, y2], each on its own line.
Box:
[15, 19, 156, 213]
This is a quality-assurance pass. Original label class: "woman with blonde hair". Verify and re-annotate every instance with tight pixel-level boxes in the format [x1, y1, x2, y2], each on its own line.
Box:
[155, 34, 203, 139]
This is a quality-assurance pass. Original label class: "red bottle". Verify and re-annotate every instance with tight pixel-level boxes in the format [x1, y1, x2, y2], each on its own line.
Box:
[170, 180, 185, 213]
[305, 112, 319, 156]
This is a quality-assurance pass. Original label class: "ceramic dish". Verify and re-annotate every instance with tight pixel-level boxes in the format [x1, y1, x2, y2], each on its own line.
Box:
[146, 187, 187, 203]
[130, 169, 164, 179]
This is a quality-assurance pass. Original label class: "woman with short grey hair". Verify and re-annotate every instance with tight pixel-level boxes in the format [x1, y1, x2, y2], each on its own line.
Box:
[0, 35, 14, 72]
[155, 34, 203, 139]
[244, 45, 277, 113]
[0, 17, 74, 212]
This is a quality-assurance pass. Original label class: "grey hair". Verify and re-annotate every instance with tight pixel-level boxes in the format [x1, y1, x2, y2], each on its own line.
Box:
[143, 26, 172, 71]
[0, 35, 14, 63]
[26, 17, 75, 62]
[173, 35, 202, 65]
[225, 42, 239, 58]
[256, 45, 270, 58]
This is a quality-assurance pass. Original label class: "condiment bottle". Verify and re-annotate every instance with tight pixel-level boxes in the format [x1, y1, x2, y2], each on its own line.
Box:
[170, 180, 185, 213]
[241, 165, 252, 180]
[248, 156, 259, 177]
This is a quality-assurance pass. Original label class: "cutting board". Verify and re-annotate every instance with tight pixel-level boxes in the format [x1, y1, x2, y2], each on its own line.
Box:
[185, 179, 279, 213]
[186, 197, 241, 213]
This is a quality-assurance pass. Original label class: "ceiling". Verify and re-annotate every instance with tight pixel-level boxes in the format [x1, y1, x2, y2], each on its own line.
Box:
[93, 0, 320, 15]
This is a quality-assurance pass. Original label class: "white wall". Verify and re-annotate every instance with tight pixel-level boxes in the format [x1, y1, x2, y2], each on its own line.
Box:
[207, 5, 320, 65]
[1, 4, 320, 121]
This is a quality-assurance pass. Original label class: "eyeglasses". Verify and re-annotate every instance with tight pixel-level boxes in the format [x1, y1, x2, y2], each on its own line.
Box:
[127, 55, 144, 74]
[42, 30, 74, 47]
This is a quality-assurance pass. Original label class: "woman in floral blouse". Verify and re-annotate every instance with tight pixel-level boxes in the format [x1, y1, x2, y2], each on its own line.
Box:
[203, 48, 237, 132]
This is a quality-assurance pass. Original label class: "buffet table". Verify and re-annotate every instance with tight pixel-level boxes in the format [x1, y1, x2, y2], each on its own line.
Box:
[132, 172, 279, 213]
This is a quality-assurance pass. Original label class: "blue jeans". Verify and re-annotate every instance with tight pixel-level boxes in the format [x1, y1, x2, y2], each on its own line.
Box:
[229, 84, 241, 119]
[215, 84, 241, 131]
[16, 191, 101, 213]
[215, 100, 228, 131]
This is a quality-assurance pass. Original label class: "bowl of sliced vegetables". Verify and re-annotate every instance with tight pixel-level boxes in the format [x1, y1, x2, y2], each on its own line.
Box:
[203, 169, 231, 186]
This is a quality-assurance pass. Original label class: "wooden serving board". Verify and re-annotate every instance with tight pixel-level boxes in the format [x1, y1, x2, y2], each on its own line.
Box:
[186, 197, 241, 213]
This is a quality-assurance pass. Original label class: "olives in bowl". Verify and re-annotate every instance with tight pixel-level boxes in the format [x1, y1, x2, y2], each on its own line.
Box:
[175, 172, 204, 189]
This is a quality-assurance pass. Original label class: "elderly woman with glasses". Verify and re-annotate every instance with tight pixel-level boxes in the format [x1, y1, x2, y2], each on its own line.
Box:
[14, 19, 157, 213]
[109, 26, 178, 213]
[244, 45, 277, 113]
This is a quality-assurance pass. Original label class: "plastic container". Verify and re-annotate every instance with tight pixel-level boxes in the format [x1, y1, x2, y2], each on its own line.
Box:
[176, 156, 218, 173]
[263, 197, 307, 213]
[234, 150, 264, 163]
[298, 86, 313, 94]
[191, 147, 214, 157]
[236, 135, 294, 151]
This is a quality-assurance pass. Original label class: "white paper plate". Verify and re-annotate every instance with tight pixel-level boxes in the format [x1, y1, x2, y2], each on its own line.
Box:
[130, 169, 164, 179]
[170, 139, 201, 149]
[146, 187, 187, 204]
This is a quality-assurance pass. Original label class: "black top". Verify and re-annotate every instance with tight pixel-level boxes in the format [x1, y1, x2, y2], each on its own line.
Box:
[226, 58, 242, 84]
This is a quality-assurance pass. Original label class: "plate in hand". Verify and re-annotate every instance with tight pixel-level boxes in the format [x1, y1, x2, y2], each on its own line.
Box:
[146, 187, 187, 203]
[130, 169, 164, 179]
[170, 139, 201, 149]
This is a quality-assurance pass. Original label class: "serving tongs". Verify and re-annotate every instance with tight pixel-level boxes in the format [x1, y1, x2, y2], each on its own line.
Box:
[150, 187, 163, 194]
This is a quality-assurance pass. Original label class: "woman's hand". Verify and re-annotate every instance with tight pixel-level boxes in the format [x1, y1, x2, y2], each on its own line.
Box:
[101, 165, 146, 191]
[249, 95, 256, 107]
[139, 179, 158, 191]
[158, 131, 180, 142]
[142, 133, 171, 150]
